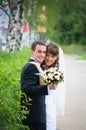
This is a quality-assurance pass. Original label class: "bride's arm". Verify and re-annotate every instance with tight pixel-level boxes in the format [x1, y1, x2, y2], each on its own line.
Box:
[30, 62, 45, 85]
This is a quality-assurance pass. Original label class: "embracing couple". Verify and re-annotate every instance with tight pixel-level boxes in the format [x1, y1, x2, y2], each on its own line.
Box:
[20, 40, 65, 130]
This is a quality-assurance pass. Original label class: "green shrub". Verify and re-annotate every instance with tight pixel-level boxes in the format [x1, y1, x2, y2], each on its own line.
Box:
[0, 47, 31, 130]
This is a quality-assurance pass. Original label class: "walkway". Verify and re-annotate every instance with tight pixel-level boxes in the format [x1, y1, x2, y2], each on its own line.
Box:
[57, 55, 86, 130]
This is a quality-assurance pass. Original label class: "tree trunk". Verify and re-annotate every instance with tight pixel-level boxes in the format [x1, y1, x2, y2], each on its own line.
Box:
[2, 0, 24, 52]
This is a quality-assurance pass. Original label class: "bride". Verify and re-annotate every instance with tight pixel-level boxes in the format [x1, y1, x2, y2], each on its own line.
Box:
[30, 41, 66, 130]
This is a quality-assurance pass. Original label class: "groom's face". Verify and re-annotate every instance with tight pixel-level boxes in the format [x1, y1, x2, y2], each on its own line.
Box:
[31, 44, 46, 63]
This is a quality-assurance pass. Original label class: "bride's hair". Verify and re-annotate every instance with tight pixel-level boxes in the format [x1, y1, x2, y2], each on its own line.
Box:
[42, 41, 59, 68]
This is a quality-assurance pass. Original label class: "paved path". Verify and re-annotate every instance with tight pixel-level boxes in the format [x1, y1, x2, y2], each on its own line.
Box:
[57, 55, 86, 130]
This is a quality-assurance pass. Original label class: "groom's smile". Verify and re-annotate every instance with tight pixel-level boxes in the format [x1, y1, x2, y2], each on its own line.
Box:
[31, 44, 46, 63]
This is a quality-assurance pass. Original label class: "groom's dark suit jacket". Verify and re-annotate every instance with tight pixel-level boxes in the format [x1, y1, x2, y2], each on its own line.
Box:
[21, 59, 48, 124]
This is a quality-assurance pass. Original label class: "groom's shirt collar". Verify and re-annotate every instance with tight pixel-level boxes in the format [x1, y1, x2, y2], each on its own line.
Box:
[30, 57, 40, 63]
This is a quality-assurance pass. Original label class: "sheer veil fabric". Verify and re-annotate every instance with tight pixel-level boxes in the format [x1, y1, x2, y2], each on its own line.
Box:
[56, 47, 66, 116]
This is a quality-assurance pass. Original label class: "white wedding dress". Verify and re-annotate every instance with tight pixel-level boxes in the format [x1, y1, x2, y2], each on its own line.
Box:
[46, 47, 66, 130]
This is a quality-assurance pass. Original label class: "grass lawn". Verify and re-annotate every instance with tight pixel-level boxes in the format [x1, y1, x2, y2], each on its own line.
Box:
[60, 44, 86, 60]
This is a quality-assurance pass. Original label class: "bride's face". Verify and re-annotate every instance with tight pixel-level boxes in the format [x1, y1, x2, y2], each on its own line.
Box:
[45, 52, 58, 66]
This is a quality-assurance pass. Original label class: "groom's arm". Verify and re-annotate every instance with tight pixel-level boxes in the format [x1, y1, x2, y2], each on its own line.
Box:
[21, 63, 48, 97]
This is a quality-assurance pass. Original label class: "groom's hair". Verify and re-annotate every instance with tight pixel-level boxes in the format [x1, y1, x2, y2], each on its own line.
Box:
[31, 41, 46, 51]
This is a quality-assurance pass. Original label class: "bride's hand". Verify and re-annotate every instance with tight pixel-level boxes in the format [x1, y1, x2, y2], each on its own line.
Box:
[30, 62, 45, 85]
[30, 62, 42, 73]
[49, 83, 57, 90]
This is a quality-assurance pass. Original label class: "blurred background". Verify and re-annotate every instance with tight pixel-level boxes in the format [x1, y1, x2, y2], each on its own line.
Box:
[0, 0, 86, 130]
[0, 0, 86, 55]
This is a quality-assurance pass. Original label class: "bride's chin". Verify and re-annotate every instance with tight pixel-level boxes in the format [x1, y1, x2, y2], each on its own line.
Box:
[47, 63, 51, 66]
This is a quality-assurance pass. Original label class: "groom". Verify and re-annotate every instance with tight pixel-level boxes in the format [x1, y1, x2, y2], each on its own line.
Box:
[20, 40, 56, 130]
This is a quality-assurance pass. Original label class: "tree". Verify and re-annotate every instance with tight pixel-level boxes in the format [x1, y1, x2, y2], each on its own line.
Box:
[1, 0, 85, 48]
[26, 0, 58, 40]
[1, 0, 25, 52]
[54, 0, 86, 45]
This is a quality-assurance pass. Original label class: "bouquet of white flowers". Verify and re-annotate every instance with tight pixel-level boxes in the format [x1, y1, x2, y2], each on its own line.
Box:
[43, 67, 64, 85]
